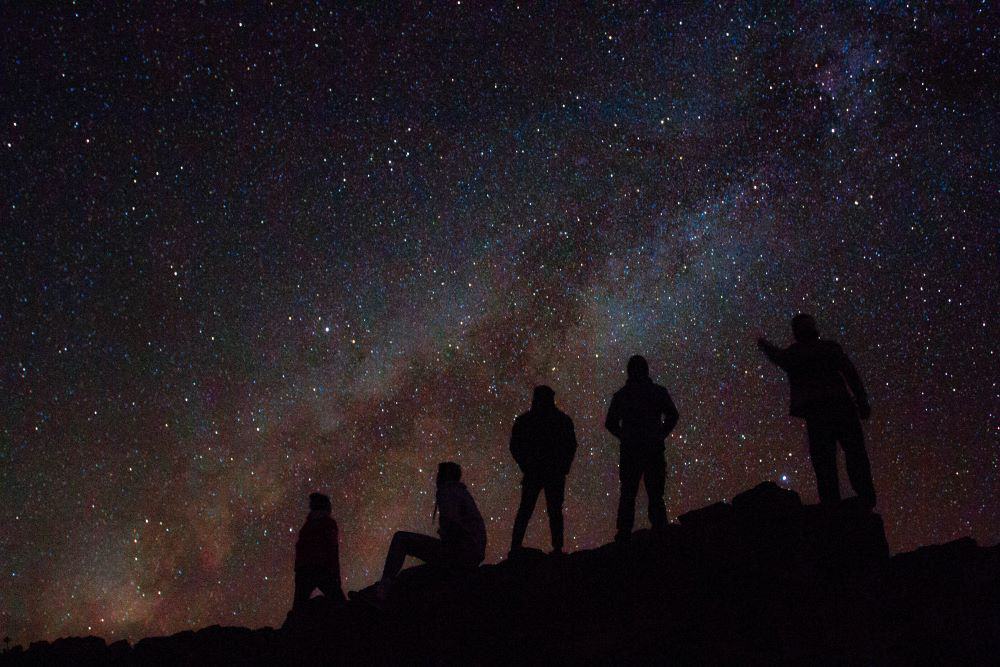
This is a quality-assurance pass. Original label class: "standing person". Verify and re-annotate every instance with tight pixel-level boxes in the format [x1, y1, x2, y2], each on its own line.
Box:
[605, 355, 680, 543]
[509, 385, 578, 555]
[757, 313, 876, 508]
[372, 462, 486, 601]
[293, 492, 345, 610]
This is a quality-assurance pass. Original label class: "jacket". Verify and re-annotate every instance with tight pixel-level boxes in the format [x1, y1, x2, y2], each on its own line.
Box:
[436, 481, 487, 563]
[510, 407, 578, 480]
[605, 378, 679, 450]
[295, 512, 341, 578]
[759, 338, 867, 419]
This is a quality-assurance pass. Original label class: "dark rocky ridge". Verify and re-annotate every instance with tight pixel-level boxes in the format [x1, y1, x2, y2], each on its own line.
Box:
[3, 482, 998, 664]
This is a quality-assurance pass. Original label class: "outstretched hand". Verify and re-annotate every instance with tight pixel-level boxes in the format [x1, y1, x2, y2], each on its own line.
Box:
[756, 336, 770, 351]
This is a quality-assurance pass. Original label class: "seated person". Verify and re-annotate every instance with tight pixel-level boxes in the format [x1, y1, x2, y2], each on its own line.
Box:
[375, 462, 487, 599]
[293, 492, 345, 610]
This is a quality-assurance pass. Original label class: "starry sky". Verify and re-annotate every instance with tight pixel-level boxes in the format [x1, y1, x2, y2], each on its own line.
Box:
[2, 1, 997, 644]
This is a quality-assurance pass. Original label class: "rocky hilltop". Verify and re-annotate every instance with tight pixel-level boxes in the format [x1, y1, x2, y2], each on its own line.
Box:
[4, 482, 998, 664]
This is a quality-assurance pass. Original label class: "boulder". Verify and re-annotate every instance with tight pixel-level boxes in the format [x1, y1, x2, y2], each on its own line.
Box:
[678, 501, 734, 528]
[732, 482, 802, 518]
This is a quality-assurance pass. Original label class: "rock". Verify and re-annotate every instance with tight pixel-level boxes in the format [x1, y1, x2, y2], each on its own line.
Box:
[3, 484, 996, 665]
[731, 482, 802, 518]
[678, 501, 734, 528]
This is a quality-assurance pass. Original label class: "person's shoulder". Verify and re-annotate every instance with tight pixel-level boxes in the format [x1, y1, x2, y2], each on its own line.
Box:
[555, 408, 574, 424]
[647, 382, 670, 398]
[513, 410, 530, 424]
[783, 341, 808, 357]
[438, 481, 466, 497]
[308, 514, 336, 528]
[818, 339, 845, 354]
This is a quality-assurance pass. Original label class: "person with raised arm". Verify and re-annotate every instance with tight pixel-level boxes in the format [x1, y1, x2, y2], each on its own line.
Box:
[757, 313, 875, 508]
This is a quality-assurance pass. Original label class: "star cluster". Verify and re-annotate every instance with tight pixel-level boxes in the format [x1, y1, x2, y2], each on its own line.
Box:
[1, 2, 996, 643]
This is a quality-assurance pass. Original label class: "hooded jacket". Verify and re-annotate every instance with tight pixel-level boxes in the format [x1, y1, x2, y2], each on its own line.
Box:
[605, 377, 679, 450]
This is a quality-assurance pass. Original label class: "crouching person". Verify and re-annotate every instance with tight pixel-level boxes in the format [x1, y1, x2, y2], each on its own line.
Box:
[293, 492, 345, 610]
[375, 462, 486, 600]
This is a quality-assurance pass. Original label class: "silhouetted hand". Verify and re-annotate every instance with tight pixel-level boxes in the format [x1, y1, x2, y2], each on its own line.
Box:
[856, 398, 871, 420]
[756, 337, 770, 351]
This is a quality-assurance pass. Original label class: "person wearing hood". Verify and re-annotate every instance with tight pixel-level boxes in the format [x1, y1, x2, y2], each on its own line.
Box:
[374, 462, 487, 599]
[509, 385, 578, 555]
[605, 355, 679, 543]
[293, 492, 345, 609]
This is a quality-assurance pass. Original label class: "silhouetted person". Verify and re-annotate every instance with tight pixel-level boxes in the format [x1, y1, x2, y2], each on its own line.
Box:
[373, 462, 486, 601]
[605, 355, 680, 542]
[509, 385, 578, 555]
[293, 492, 345, 610]
[758, 313, 876, 508]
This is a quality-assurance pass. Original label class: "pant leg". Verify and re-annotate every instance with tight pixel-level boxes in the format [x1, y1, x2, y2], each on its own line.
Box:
[381, 531, 447, 580]
[293, 568, 315, 610]
[617, 450, 643, 534]
[644, 449, 667, 529]
[511, 478, 543, 550]
[807, 417, 840, 504]
[315, 569, 346, 604]
[543, 476, 566, 551]
[838, 415, 876, 508]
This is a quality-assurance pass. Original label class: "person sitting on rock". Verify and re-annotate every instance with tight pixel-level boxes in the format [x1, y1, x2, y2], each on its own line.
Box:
[374, 462, 487, 600]
[757, 313, 876, 508]
[509, 385, 578, 556]
[293, 492, 345, 610]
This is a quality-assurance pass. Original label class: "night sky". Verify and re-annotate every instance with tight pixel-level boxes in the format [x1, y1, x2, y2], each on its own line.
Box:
[2, 2, 997, 643]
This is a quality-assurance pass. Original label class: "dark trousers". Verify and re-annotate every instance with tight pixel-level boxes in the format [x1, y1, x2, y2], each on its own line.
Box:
[617, 447, 667, 534]
[293, 565, 344, 610]
[806, 412, 876, 507]
[511, 475, 566, 551]
[381, 531, 480, 581]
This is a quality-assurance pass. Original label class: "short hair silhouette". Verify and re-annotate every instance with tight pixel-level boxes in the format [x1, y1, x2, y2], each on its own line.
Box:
[309, 492, 332, 512]
[532, 385, 555, 409]
[792, 313, 819, 342]
[627, 355, 650, 380]
[758, 316, 875, 508]
[437, 461, 462, 485]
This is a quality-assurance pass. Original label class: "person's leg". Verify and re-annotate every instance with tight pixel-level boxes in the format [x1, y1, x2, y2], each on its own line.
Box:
[644, 449, 668, 529]
[293, 568, 315, 610]
[381, 531, 447, 581]
[511, 478, 542, 551]
[838, 416, 876, 508]
[315, 569, 346, 604]
[616, 450, 643, 538]
[807, 417, 840, 504]
[543, 476, 566, 552]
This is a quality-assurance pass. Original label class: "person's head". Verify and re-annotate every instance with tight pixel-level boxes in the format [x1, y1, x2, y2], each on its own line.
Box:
[791, 313, 819, 342]
[626, 355, 650, 381]
[436, 461, 462, 487]
[308, 492, 332, 513]
[531, 384, 555, 410]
